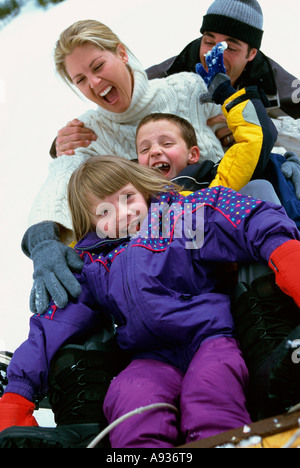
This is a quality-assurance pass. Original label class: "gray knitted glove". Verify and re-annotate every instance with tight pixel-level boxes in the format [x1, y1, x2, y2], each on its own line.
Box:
[281, 152, 300, 200]
[22, 222, 83, 314]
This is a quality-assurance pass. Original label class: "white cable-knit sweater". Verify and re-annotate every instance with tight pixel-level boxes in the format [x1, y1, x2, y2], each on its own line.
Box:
[29, 54, 224, 231]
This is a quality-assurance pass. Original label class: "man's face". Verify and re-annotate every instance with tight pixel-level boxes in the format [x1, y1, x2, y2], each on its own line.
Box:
[200, 32, 258, 86]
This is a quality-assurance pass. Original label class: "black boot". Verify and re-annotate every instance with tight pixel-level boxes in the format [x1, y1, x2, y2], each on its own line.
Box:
[0, 321, 130, 448]
[0, 423, 104, 448]
[232, 271, 300, 421]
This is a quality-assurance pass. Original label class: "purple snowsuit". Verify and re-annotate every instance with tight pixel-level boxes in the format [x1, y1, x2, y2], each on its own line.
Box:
[6, 186, 300, 447]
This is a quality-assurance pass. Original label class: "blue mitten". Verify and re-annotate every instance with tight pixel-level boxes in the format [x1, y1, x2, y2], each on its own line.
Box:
[22, 222, 83, 314]
[196, 42, 232, 104]
[196, 41, 228, 86]
[281, 152, 300, 200]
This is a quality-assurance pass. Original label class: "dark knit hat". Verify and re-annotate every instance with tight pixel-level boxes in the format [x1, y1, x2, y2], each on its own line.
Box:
[200, 0, 264, 49]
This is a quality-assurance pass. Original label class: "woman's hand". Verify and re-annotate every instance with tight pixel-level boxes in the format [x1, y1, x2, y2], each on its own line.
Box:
[21, 222, 83, 314]
[56, 119, 97, 156]
[207, 114, 235, 147]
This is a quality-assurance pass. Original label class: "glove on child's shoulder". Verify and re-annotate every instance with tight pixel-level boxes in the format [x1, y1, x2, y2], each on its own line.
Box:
[22, 222, 83, 314]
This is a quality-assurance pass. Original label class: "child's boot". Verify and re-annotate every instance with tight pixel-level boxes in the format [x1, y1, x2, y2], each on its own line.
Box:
[232, 271, 300, 421]
[0, 321, 129, 448]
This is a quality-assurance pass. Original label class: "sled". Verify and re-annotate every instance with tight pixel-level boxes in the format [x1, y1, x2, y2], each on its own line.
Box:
[2, 349, 300, 448]
[179, 406, 300, 448]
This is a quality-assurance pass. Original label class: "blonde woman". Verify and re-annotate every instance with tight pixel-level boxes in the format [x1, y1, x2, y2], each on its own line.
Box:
[24, 19, 224, 315]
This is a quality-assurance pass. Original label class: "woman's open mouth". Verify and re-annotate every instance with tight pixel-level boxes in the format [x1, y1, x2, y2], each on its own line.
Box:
[99, 85, 118, 104]
[100, 85, 112, 97]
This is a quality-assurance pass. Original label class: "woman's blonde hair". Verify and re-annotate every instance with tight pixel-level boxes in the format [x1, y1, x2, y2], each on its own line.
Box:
[54, 19, 131, 86]
[68, 155, 180, 241]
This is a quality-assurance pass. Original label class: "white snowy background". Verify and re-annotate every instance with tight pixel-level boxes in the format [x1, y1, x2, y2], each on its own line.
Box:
[0, 0, 299, 354]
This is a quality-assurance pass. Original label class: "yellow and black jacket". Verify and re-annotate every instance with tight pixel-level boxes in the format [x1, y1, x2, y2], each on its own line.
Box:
[173, 86, 278, 192]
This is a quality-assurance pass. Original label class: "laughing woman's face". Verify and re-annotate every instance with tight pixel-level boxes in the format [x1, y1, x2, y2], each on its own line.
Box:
[65, 43, 133, 113]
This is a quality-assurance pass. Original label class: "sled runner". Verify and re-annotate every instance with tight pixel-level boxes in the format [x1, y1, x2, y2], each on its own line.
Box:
[179, 406, 300, 448]
[1, 346, 300, 448]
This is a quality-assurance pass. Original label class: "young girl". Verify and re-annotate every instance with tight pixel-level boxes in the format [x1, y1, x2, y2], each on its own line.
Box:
[1, 155, 300, 448]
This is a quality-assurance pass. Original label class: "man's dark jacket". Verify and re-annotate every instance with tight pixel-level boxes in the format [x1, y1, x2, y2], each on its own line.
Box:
[146, 37, 300, 119]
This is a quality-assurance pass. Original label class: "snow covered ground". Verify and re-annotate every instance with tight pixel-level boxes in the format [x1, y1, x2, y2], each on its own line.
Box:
[0, 0, 299, 355]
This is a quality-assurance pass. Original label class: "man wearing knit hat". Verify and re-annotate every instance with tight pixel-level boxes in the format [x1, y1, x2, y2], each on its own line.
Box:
[147, 0, 299, 121]
[199, 0, 264, 87]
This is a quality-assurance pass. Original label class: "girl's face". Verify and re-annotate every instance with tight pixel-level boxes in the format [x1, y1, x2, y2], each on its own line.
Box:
[88, 183, 148, 239]
[137, 120, 200, 180]
[65, 43, 134, 113]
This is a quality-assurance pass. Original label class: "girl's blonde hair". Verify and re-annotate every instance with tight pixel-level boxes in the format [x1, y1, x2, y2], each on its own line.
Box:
[68, 155, 180, 241]
[54, 19, 131, 86]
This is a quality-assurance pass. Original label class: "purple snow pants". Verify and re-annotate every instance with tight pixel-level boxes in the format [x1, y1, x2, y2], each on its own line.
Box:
[103, 337, 251, 448]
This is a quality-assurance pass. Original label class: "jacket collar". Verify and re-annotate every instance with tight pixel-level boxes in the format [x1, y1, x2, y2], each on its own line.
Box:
[171, 160, 217, 191]
[235, 50, 277, 96]
[166, 37, 202, 75]
[75, 231, 129, 252]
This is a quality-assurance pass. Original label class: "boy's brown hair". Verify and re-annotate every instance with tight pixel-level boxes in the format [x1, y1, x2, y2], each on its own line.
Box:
[136, 113, 198, 149]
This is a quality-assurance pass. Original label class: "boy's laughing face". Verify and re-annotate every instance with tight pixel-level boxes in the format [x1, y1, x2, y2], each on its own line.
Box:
[137, 119, 200, 180]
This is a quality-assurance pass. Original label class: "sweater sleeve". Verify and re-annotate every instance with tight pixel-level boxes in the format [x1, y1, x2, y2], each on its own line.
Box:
[28, 153, 90, 231]
[209, 87, 278, 191]
[272, 116, 300, 157]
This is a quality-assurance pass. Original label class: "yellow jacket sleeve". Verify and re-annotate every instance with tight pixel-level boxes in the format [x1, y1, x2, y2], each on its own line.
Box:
[209, 88, 277, 191]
